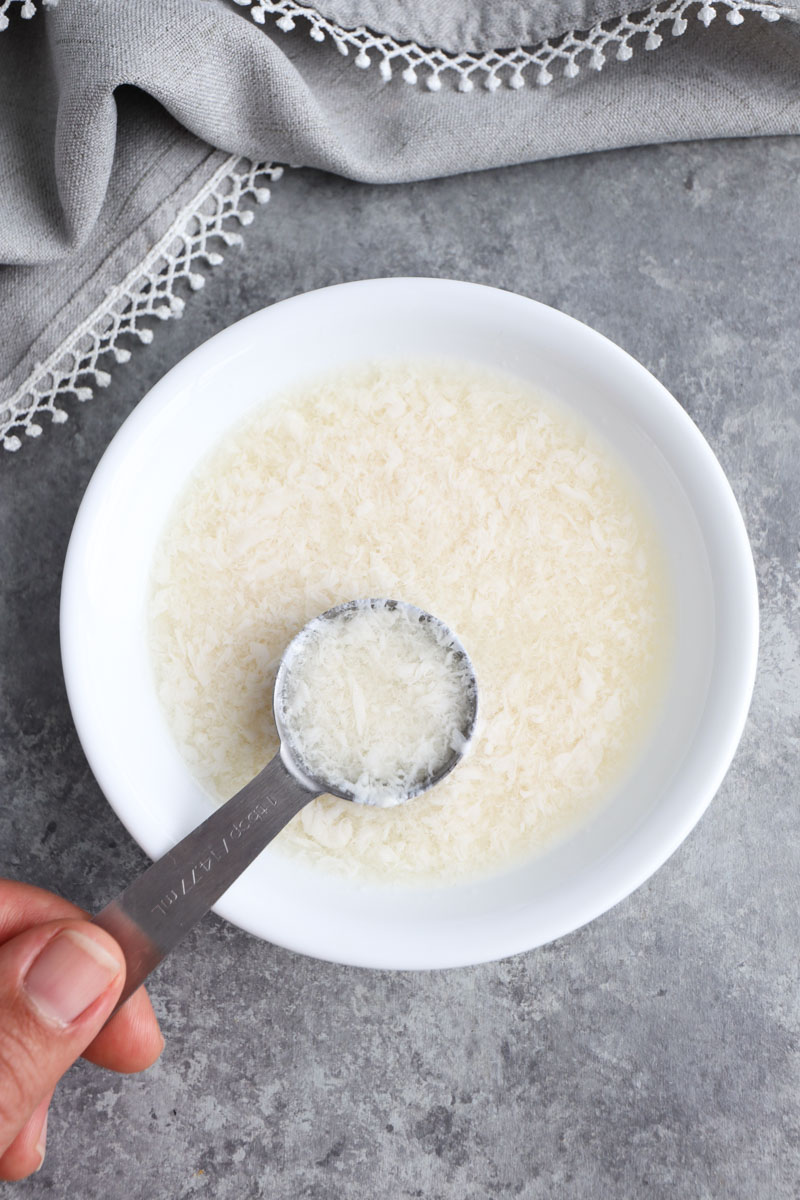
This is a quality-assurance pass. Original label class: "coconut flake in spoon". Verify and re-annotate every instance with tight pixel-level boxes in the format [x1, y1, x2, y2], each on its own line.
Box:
[275, 599, 478, 807]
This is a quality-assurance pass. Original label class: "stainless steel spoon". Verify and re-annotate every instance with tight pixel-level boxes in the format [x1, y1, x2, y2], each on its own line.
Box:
[93, 599, 477, 1009]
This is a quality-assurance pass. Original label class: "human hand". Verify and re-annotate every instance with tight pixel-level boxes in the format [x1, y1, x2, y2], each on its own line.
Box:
[0, 880, 164, 1180]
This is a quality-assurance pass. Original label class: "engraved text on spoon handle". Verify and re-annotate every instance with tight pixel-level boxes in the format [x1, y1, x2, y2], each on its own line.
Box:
[93, 753, 317, 1010]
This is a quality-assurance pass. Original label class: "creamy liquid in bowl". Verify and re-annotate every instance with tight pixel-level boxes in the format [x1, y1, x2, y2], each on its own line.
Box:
[149, 361, 670, 885]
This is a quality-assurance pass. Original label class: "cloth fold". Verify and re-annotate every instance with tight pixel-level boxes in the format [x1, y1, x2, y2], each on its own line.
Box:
[1, 0, 799, 449]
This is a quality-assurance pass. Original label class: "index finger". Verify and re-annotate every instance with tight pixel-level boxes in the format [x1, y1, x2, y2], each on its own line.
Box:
[0, 880, 83, 943]
[82, 986, 164, 1073]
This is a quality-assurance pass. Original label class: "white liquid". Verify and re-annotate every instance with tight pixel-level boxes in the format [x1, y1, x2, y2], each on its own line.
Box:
[150, 361, 670, 885]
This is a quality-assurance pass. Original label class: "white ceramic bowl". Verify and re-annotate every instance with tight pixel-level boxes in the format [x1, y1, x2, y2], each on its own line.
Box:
[61, 278, 758, 969]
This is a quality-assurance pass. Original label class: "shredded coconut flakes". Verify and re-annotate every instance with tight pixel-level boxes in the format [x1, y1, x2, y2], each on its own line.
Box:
[150, 361, 670, 885]
[278, 600, 476, 806]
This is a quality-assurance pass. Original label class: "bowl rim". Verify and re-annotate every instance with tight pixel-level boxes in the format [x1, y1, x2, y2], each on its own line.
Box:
[60, 277, 759, 968]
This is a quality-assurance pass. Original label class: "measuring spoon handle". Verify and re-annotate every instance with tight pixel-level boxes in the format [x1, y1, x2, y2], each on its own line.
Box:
[93, 753, 318, 1011]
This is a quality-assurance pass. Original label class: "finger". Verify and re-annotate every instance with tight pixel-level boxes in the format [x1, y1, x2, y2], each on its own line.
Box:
[83, 986, 164, 1073]
[0, 1090, 52, 1182]
[0, 880, 84, 944]
[0, 919, 125, 1159]
[0, 880, 163, 1074]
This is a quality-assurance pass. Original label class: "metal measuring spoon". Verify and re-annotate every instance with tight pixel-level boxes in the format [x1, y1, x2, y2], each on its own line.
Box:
[93, 600, 477, 1009]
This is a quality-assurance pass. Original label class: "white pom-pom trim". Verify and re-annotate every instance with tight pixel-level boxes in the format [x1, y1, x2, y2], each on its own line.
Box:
[1, 158, 283, 452]
[233, 0, 786, 94]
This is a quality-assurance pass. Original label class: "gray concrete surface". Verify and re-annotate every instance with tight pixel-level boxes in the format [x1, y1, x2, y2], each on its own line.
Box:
[1, 136, 799, 1198]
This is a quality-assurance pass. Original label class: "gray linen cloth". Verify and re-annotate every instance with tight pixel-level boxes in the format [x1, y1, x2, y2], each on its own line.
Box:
[1, 0, 799, 447]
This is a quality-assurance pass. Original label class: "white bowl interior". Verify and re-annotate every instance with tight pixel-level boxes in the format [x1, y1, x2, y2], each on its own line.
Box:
[61, 279, 757, 968]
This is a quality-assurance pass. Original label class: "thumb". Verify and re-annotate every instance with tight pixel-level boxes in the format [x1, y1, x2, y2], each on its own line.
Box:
[0, 919, 125, 1153]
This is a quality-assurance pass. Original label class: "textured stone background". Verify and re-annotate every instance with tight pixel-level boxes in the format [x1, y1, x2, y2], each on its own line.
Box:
[1, 134, 798, 1198]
